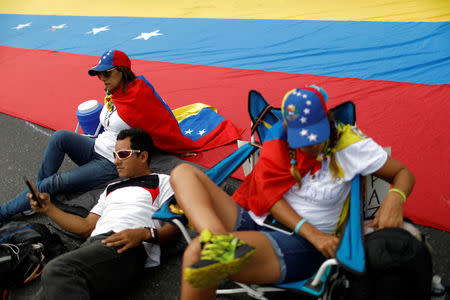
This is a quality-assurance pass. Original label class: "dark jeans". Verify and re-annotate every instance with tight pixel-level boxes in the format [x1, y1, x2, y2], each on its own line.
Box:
[1, 130, 118, 220]
[35, 232, 147, 300]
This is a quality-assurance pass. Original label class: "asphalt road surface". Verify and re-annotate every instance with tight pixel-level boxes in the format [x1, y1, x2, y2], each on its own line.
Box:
[1, 113, 448, 299]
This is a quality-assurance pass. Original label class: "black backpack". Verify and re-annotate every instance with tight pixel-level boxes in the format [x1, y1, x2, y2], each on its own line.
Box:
[343, 227, 433, 300]
[0, 221, 66, 291]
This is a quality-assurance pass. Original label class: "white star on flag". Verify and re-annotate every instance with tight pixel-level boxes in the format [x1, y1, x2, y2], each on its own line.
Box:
[184, 129, 193, 135]
[306, 100, 311, 106]
[49, 24, 66, 31]
[303, 108, 310, 115]
[300, 129, 308, 136]
[133, 30, 163, 41]
[13, 22, 31, 30]
[102, 50, 113, 60]
[300, 117, 307, 124]
[308, 133, 318, 141]
[198, 129, 206, 136]
[87, 26, 110, 35]
[303, 94, 307, 98]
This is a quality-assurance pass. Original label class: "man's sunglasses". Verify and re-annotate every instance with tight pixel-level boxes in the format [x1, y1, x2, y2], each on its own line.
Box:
[113, 149, 141, 160]
[96, 68, 116, 79]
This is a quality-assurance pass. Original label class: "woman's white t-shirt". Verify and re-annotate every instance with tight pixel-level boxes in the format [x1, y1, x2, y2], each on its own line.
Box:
[94, 104, 131, 162]
[250, 137, 388, 234]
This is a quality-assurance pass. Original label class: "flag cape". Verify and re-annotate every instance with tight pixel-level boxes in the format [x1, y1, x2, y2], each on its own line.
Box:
[233, 121, 322, 216]
[112, 76, 242, 153]
[0, 0, 449, 231]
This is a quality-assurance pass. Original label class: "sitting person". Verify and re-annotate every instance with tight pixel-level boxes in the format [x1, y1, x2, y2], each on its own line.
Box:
[1, 50, 144, 221]
[28, 128, 179, 299]
[1, 48, 241, 221]
[169, 86, 415, 299]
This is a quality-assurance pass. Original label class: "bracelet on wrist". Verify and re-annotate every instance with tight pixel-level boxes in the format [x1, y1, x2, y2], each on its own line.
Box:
[294, 219, 307, 235]
[389, 188, 407, 203]
[144, 227, 158, 242]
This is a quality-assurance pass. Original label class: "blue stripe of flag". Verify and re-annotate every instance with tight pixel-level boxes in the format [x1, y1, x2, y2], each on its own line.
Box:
[1, 14, 449, 84]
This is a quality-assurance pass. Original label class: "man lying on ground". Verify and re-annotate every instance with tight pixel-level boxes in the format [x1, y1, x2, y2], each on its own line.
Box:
[28, 128, 179, 300]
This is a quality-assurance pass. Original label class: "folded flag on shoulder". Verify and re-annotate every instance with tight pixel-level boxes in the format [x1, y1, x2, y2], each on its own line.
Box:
[110, 75, 243, 153]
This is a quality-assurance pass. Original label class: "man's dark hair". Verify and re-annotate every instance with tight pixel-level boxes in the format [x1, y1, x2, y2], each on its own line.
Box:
[117, 129, 154, 165]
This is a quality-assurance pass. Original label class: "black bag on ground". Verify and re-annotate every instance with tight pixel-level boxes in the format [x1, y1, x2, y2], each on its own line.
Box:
[345, 227, 433, 300]
[0, 221, 66, 289]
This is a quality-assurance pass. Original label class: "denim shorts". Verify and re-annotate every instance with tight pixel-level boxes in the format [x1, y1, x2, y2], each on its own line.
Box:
[234, 205, 325, 283]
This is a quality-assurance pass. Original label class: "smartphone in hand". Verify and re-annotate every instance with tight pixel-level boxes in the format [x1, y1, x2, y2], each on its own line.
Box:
[262, 215, 294, 235]
[23, 176, 42, 208]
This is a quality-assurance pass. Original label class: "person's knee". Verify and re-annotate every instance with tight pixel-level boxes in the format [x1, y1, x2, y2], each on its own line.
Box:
[182, 237, 202, 268]
[41, 255, 72, 282]
[49, 130, 71, 147]
[170, 164, 197, 186]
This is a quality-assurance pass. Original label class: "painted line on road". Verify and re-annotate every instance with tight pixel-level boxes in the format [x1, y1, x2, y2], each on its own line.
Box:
[25, 121, 52, 137]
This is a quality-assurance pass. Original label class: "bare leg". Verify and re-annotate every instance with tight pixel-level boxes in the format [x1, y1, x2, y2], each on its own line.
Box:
[171, 164, 281, 300]
[170, 163, 239, 234]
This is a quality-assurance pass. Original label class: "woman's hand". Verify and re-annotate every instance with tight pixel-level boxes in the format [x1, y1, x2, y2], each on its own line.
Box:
[369, 193, 403, 230]
[269, 199, 339, 258]
[310, 231, 339, 258]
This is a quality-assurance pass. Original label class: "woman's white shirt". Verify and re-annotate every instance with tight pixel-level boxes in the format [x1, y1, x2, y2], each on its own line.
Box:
[250, 138, 388, 234]
[94, 104, 131, 163]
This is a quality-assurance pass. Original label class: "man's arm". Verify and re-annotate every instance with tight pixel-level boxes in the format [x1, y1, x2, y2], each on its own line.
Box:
[29, 192, 99, 238]
[102, 223, 180, 254]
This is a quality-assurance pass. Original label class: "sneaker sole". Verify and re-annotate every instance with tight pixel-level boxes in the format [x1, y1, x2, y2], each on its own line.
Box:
[183, 248, 256, 289]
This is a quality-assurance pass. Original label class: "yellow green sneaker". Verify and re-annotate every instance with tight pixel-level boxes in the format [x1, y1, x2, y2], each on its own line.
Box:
[183, 229, 256, 289]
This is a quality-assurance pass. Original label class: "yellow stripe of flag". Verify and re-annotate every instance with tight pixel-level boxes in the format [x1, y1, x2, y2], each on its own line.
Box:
[1, 0, 449, 22]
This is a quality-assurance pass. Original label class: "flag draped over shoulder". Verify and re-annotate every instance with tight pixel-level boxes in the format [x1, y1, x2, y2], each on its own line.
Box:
[112, 75, 243, 153]
[232, 121, 322, 216]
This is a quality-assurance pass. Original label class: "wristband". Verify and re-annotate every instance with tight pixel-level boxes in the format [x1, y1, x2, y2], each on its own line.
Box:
[389, 188, 407, 203]
[144, 227, 158, 242]
[294, 219, 307, 235]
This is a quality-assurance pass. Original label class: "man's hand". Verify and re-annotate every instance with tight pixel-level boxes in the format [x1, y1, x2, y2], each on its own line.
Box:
[310, 231, 339, 258]
[27, 192, 52, 214]
[102, 228, 148, 254]
[368, 193, 403, 230]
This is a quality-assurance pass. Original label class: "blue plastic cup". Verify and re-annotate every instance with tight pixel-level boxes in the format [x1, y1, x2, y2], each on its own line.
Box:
[76, 100, 103, 136]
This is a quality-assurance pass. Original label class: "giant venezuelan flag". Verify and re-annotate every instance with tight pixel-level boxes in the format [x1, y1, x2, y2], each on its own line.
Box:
[0, 1, 449, 231]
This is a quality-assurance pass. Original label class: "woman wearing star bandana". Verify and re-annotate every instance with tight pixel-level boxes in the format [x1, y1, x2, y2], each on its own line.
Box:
[168, 86, 415, 299]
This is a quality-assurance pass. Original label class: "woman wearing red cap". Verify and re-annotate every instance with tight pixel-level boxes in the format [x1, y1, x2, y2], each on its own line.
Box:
[168, 86, 415, 299]
[0, 50, 133, 221]
[0, 50, 178, 221]
[1, 48, 240, 221]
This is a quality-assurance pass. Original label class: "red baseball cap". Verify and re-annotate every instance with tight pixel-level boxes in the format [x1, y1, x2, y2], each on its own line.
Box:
[88, 50, 131, 76]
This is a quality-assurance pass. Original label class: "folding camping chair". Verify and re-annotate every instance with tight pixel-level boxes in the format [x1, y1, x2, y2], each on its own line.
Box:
[153, 90, 364, 299]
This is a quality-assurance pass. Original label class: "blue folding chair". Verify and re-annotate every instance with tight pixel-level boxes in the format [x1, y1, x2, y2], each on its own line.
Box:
[153, 90, 363, 299]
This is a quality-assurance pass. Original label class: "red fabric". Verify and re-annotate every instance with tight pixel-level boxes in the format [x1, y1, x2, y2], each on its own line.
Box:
[111, 77, 243, 153]
[112, 50, 131, 69]
[233, 135, 322, 216]
[1, 47, 449, 231]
